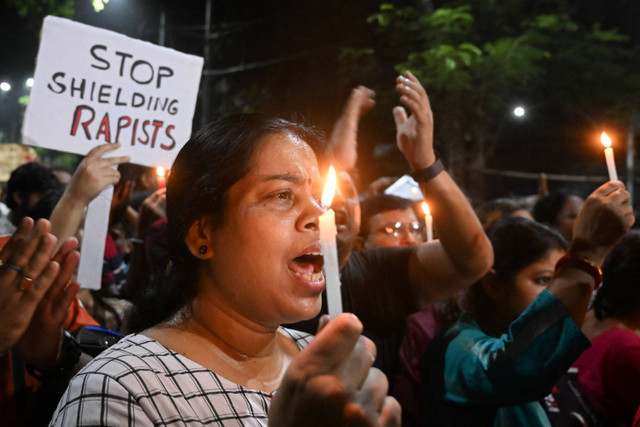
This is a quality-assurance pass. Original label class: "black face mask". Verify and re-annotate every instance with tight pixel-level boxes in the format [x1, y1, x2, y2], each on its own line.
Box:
[9, 199, 31, 227]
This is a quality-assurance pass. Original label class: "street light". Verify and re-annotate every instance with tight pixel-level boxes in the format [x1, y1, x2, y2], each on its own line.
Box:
[25, 78, 34, 88]
[513, 106, 526, 118]
[0, 82, 10, 92]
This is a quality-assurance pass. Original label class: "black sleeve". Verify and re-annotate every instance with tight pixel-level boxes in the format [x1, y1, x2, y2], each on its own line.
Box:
[341, 247, 418, 339]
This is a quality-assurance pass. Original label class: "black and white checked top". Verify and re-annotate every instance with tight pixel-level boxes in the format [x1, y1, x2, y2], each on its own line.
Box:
[50, 329, 313, 426]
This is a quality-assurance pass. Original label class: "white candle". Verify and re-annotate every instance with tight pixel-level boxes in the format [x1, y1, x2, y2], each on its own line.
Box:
[600, 132, 618, 181]
[156, 166, 167, 189]
[319, 166, 343, 318]
[422, 201, 433, 242]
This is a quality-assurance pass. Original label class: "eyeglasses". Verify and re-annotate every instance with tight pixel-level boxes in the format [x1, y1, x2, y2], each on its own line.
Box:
[377, 221, 424, 238]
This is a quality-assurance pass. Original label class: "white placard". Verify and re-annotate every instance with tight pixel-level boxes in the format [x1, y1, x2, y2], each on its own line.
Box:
[22, 16, 203, 290]
[76, 186, 113, 289]
[23, 16, 203, 169]
[383, 174, 424, 201]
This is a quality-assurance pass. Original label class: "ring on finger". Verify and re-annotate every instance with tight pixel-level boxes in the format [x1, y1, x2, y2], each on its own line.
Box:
[4, 262, 23, 274]
[18, 276, 32, 292]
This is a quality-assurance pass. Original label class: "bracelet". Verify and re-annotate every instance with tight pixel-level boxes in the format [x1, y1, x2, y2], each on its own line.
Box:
[409, 158, 444, 183]
[554, 255, 603, 289]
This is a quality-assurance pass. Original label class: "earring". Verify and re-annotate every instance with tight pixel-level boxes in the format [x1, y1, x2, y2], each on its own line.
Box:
[198, 245, 207, 255]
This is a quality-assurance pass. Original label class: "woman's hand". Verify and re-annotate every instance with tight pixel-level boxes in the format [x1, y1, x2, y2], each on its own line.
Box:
[15, 236, 80, 368]
[0, 218, 79, 361]
[270, 314, 401, 427]
[330, 86, 376, 170]
[67, 143, 130, 206]
[569, 181, 635, 264]
[136, 188, 167, 240]
[393, 71, 436, 171]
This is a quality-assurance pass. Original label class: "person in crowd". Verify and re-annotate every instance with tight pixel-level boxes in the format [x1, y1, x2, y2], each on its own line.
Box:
[1, 145, 129, 425]
[24, 187, 65, 222]
[533, 191, 584, 240]
[49, 143, 132, 296]
[124, 187, 169, 323]
[291, 72, 493, 395]
[0, 218, 82, 426]
[50, 114, 401, 426]
[5, 162, 63, 230]
[358, 193, 424, 249]
[0, 182, 15, 235]
[420, 183, 634, 427]
[475, 196, 533, 230]
[356, 191, 454, 426]
[567, 230, 640, 426]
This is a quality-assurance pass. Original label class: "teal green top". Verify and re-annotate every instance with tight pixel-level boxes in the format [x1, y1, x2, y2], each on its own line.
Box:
[434, 290, 591, 426]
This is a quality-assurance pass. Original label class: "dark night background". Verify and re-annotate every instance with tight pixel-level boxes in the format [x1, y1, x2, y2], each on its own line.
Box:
[1, 0, 640, 208]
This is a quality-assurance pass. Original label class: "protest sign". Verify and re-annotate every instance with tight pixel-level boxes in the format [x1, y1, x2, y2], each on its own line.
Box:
[23, 16, 203, 289]
[23, 16, 203, 169]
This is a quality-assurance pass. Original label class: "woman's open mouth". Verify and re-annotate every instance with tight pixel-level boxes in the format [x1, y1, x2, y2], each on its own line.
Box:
[288, 251, 324, 284]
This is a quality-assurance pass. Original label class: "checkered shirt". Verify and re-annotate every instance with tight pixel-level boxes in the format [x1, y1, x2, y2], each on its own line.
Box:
[50, 329, 313, 426]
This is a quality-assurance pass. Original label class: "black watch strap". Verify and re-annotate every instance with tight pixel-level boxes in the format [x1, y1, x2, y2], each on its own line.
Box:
[410, 158, 445, 183]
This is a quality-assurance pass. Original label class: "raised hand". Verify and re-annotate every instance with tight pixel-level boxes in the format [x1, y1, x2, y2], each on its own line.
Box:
[136, 188, 167, 239]
[0, 218, 79, 361]
[67, 143, 131, 206]
[15, 236, 80, 368]
[50, 143, 131, 251]
[330, 86, 376, 170]
[570, 181, 635, 264]
[270, 313, 401, 427]
[393, 71, 436, 171]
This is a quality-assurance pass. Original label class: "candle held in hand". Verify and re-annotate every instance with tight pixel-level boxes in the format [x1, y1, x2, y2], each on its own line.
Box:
[422, 201, 433, 242]
[600, 132, 618, 181]
[156, 166, 167, 189]
[319, 165, 343, 318]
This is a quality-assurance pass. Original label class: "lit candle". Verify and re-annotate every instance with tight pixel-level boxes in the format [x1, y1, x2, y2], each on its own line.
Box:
[156, 166, 167, 189]
[319, 165, 343, 318]
[600, 132, 618, 181]
[422, 201, 433, 242]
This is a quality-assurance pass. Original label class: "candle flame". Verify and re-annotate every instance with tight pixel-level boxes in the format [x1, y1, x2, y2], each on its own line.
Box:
[600, 132, 612, 148]
[156, 166, 166, 177]
[321, 166, 337, 209]
[422, 201, 430, 216]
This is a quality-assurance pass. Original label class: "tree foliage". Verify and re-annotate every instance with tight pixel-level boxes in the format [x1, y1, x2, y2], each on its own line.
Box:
[6, 0, 74, 22]
[342, 0, 640, 198]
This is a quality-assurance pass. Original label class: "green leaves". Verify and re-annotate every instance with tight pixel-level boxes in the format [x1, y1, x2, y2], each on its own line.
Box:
[340, 0, 640, 184]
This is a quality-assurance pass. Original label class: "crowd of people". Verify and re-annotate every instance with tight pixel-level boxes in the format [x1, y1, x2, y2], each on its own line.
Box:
[0, 71, 638, 426]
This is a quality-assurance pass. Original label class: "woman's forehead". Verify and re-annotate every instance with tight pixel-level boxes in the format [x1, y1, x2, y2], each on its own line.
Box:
[250, 132, 320, 176]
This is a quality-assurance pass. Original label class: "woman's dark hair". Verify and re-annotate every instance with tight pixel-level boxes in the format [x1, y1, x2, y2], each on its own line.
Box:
[532, 192, 571, 227]
[475, 197, 530, 231]
[359, 194, 417, 238]
[593, 231, 640, 320]
[27, 187, 64, 220]
[6, 162, 63, 224]
[465, 217, 567, 312]
[489, 217, 567, 286]
[131, 114, 327, 329]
